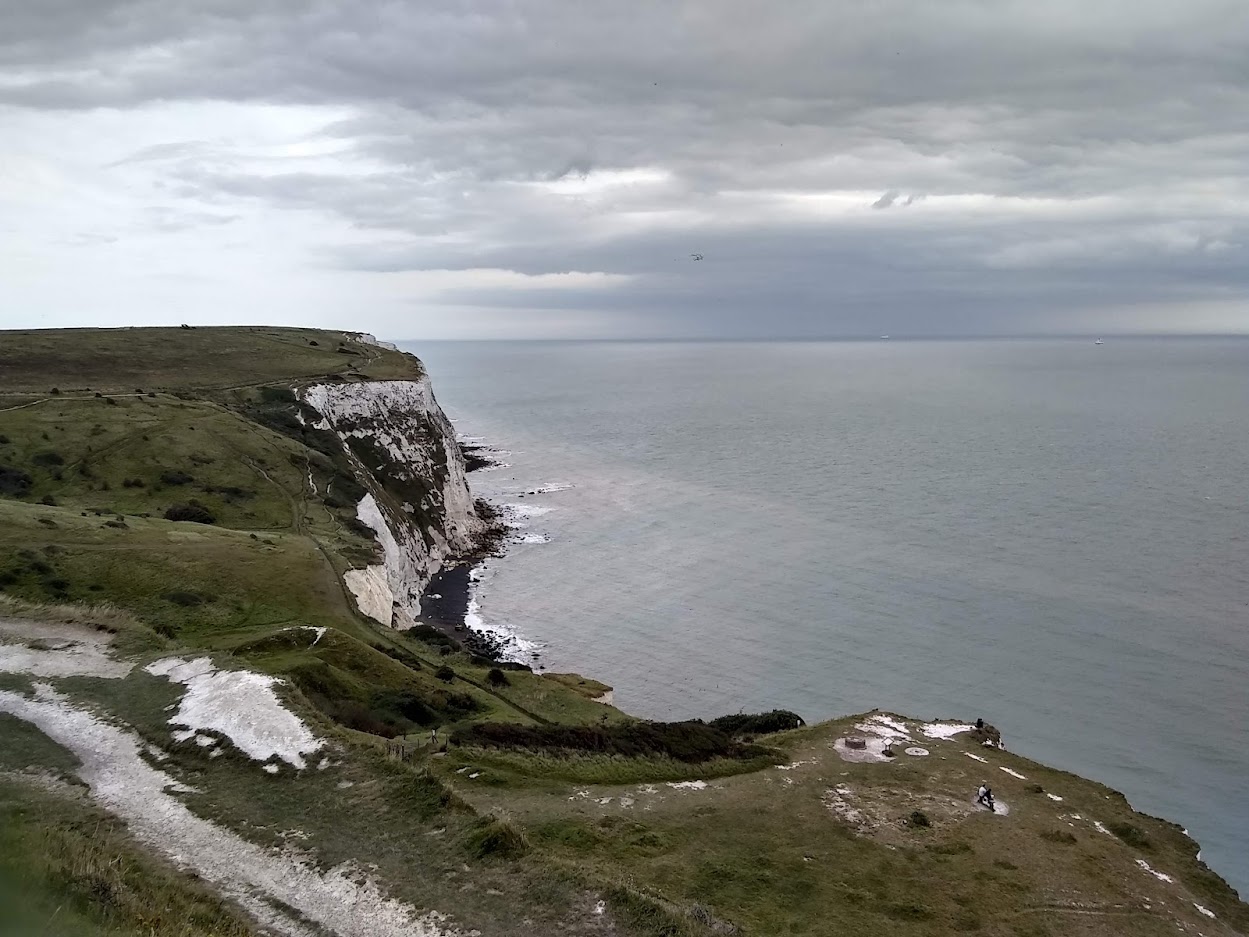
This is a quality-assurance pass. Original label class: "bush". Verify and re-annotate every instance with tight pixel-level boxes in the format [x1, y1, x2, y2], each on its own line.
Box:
[31, 451, 65, 467]
[486, 668, 511, 687]
[159, 471, 194, 486]
[908, 810, 931, 828]
[103, 519, 127, 529]
[0, 434, 8, 444]
[164, 503, 216, 524]
[259, 386, 297, 404]
[122, 478, 145, 488]
[164, 590, 210, 607]
[39, 494, 56, 506]
[708, 710, 806, 736]
[452, 720, 772, 764]
[1108, 822, 1152, 850]
[201, 485, 254, 500]
[1040, 829, 1078, 845]
[0, 466, 33, 496]
[435, 665, 456, 683]
[50, 387, 60, 395]
[466, 816, 529, 859]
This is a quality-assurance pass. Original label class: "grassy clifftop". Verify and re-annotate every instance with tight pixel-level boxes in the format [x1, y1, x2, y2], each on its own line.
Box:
[0, 325, 419, 394]
[0, 327, 1245, 937]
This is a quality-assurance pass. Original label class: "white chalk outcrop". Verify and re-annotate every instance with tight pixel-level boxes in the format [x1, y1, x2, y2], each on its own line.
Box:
[145, 657, 323, 769]
[0, 683, 467, 937]
[300, 376, 479, 625]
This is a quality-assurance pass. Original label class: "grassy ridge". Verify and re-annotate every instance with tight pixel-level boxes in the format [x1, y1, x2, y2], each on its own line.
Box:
[0, 325, 418, 394]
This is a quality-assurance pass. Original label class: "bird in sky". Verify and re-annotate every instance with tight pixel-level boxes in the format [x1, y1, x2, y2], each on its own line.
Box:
[690, 253, 704, 261]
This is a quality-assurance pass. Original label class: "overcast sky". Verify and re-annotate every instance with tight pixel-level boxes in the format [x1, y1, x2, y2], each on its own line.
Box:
[2, 1, 1247, 339]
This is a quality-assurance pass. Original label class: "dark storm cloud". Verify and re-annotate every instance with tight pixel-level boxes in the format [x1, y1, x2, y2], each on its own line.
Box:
[4, 1, 1248, 335]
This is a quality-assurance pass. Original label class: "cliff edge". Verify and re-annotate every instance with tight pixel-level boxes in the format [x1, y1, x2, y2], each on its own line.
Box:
[0, 326, 1244, 937]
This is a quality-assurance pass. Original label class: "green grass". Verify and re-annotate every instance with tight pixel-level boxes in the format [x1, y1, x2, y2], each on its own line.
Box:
[0, 326, 417, 395]
[0, 777, 256, 937]
[440, 714, 1249, 936]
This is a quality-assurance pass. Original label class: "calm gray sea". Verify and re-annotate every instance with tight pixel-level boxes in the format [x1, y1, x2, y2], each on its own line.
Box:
[407, 338, 1249, 895]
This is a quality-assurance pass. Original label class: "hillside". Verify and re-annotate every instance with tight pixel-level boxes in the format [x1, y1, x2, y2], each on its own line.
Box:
[0, 326, 1245, 937]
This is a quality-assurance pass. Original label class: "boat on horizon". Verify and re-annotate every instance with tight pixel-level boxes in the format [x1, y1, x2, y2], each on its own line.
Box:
[1094, 338, 1104, 345]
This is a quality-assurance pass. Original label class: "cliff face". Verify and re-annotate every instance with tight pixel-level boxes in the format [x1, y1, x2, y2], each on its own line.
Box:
[300, 376, 479, 626]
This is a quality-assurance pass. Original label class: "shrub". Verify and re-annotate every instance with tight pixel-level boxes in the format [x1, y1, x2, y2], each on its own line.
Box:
[164, 503, 216, 524]
[259, 386, 297, 404]
[39, 494, 57, 505]
[1040, 829, 1078, 845]
[908, 810, 931, 828]
[31, 451, 65, 467]
[201, 484, 254, 500]
[884, 903, 934, 922]
[435, 665, 456, 683]
[708, 710, 806, 736]
[164, 590, 210, 607]
[159, 471, 194, 486]
[44, 577, 70, 594]
[155, 622, 178, 638]
[103, 520, 127, 529]
[1108, 822, 1152, 851]
[0, 466, 33, 496]
[50, 387, 60, 395]
[122, 478, 145, 488]
[0, 434, 8, 444]
[452, 720, 772, 764]
[466, 816, 529, 859]
[486, 668, 510, 687]
[1026, 784, 1045, 794]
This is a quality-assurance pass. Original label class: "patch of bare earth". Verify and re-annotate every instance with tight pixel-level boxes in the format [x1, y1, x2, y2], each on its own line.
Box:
[822, 783, 975, 842]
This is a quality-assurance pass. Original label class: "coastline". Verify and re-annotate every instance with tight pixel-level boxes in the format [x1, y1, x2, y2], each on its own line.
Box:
[424, 426, 1246, 903]
[414, 440, 549, 666]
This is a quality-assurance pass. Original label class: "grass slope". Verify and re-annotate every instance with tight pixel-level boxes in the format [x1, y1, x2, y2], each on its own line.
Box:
[0, 326, 1244, 937]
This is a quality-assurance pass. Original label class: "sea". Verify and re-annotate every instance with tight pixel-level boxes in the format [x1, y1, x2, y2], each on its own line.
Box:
[406, 337, 1249, 896]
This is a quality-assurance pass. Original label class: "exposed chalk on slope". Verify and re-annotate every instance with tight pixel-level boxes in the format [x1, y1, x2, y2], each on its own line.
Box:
[145, 658, 322, 769]
[0, 684, 466, 937]
[920, 722, 975, 740]
[301, 378, 480, 624]
[343, 563, 393, 626]
[999, 766, 1027, 780]
[0, 636, 132, 679]
[1135, 859, 1175, 883]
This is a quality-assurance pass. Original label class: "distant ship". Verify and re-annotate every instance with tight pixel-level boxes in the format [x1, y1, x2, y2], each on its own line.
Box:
[1094, 338, 1104, 345]
[879, 335, 890, 340]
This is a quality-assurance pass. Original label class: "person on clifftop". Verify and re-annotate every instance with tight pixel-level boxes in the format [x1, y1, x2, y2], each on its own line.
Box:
[977, 783, 995, 811]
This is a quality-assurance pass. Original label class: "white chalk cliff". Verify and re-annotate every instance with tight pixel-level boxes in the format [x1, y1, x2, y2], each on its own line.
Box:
[301, 376, 479, 626]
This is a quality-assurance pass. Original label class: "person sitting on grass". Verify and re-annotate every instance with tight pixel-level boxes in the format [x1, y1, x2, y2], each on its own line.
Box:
[976, 783, 995, 812]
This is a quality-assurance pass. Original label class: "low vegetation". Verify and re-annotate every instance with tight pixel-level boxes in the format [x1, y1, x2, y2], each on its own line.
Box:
[451, 720, 776, 764]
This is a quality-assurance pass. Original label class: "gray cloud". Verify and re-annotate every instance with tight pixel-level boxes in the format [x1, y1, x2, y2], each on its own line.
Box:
[2, 1, 1248, 336]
